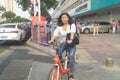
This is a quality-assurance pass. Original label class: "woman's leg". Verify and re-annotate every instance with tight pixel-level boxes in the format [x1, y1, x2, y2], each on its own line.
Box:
[93, 26, 95, 35]
[113, 27, 115, 33]
[68, 46, 76, 74]
[96, 26, 99, 35]
[58, 42, 66, 59]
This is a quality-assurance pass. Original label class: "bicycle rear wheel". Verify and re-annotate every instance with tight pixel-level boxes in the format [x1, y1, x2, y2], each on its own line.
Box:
[48, 66, 62, 80]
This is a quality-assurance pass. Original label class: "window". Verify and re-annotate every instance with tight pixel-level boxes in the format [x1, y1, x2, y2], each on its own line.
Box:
[0, 25, 16, 28]
[99, 22, 110, 25]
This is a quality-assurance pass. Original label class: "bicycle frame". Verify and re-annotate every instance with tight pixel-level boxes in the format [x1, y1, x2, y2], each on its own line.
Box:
[49, 42, 70, 80]
[53, 55, 70, 75]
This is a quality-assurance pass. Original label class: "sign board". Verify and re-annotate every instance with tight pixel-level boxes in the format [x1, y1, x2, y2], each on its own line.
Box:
[68, 0, 91, 16]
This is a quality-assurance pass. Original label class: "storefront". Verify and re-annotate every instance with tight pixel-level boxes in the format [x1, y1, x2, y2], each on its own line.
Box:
[70, 0, 120, 29]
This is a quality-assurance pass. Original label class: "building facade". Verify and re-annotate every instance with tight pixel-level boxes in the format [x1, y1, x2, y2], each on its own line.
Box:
[51, 0, 80, 21]
[4, 0, 16, 13]
[51, 0, 89, 22]
[52, 0, 120, 31]
[72, 0, 120, 24]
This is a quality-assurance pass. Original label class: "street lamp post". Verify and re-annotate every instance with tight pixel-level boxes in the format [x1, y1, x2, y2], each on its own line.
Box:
[31, 0, 36, 41]
[33, 0, 36, 16]
[37, 0, 41, 43]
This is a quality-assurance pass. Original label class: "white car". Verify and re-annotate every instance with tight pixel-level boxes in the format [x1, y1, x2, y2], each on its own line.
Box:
[0, 23, 26, 44]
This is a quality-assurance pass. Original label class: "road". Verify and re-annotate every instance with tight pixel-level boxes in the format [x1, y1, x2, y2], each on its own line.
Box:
[0, 33, 120, 80]
[0, 42, 54, 80]
[79, 33, 120, 66]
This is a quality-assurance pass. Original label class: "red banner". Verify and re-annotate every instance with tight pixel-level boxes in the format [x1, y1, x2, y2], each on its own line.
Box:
[31, 16, 47, 45]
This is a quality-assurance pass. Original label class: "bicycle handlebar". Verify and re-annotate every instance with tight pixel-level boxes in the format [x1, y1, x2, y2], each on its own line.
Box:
[49, 42, 58, 51]
[50, 42, 69, 57]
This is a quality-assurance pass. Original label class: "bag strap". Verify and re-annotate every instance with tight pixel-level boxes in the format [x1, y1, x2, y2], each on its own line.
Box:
[70, 24, 78, 34]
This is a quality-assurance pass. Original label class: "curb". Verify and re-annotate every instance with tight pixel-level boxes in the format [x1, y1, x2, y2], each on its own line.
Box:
[26, 40, 55, 57]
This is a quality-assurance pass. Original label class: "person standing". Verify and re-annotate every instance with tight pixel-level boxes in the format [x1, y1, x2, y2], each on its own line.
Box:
[93, 20, 99, 36]
[48, 13, 76, 80]
[46, 17, 52, 42]
[112, 20, 117, 33]
[76, 22, 81, 35]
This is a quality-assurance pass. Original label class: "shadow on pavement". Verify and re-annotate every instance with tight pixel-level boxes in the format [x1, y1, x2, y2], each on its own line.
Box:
[10, 49, 54, 64]
[0, 48, 54, 75]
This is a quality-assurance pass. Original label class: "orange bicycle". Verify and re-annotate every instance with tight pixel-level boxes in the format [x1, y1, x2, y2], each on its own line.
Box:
[48, 42, 70, 80]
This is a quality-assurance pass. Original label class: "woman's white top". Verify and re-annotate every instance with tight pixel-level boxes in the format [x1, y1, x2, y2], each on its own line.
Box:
[53, 24, 76, 43]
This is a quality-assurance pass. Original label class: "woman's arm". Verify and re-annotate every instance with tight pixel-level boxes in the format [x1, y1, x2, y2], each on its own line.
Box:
[67, 24, 76, 44]
[48, 27, 59, 43]
[70, 24, 76, 40]
[48, 35, 56, 43]
[67, 32, 75, 44]
[70, 32, 75, 40]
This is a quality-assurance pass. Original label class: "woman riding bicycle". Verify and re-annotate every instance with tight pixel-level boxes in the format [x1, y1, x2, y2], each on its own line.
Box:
[48, 13, 76, 80]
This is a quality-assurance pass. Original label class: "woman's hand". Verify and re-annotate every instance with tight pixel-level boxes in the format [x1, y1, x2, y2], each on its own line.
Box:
[67, 40, 72, 44]
[48, 36, 55, 44]
[48, 40, 53, 44]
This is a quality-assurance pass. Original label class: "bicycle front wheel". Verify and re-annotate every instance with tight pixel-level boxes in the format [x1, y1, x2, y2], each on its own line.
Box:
[48, 66, 62, 80]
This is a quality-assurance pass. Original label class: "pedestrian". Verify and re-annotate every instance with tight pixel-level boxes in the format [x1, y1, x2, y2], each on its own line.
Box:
[46, 17, 52, 42]
[112, 20, 117, 33]
[48, 13, 76, 80]
[93, 19, 99, 36]
[76, 22, 81, 36]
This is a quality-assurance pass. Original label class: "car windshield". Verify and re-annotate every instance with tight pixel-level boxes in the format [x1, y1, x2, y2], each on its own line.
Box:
[84, 22, 93, 26]
[0, 25, 16, 28]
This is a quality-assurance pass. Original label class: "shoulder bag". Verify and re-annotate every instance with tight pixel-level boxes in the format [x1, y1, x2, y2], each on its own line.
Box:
[66, 25, 79, 47]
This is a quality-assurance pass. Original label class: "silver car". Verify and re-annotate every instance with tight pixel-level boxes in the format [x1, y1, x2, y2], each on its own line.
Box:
[81, 22, 111, 34]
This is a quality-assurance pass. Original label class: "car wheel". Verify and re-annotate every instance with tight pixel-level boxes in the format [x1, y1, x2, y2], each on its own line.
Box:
[84, 28, 90, 34]
[108, 29, 112, 33]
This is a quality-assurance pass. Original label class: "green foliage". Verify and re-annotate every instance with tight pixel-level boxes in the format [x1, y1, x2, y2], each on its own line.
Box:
[0, 5, 5, 11]
[18, 0, 31, 11]
[12, 16, 30, 22]
[1, 11, 30, 23]
[2, 11, 16, 20]
[17, 0, 58, 17]
[0, 5, 5, 13]
[42, 0, 58, 9]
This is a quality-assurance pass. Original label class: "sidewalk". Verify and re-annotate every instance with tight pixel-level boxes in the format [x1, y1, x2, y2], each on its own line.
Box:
[26, 39, 96, 63]
[26, 40, 56, 57]
[26, 35, 120, 80]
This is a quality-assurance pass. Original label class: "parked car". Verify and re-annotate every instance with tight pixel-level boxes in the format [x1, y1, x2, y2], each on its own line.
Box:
[21, 24, 31, 39]
[0, 23, 26, 44]
[80, 22, 111, 34]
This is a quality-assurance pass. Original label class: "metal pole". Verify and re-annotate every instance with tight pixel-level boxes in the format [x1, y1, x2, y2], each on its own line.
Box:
[31, 0, 36, 41]
[37, 0, 41, 43]
[33, 0, 36, 16]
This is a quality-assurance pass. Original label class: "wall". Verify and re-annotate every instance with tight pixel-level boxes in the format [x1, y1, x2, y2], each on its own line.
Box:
[91, 0, 120, 12]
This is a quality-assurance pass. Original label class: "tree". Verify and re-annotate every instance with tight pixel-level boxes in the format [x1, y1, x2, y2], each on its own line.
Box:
[2, 11, 16, 21]
[0, 5, 5, 13]
[17, 0, 58, 17]
[12, 16, 30, 22]
[17, 0, 31, 11]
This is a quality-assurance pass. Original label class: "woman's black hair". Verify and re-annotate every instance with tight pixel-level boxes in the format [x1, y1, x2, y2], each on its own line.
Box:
[112, 20, 115, 22]
[46, 17, 51, 24]
[57, 13, 73, 26]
